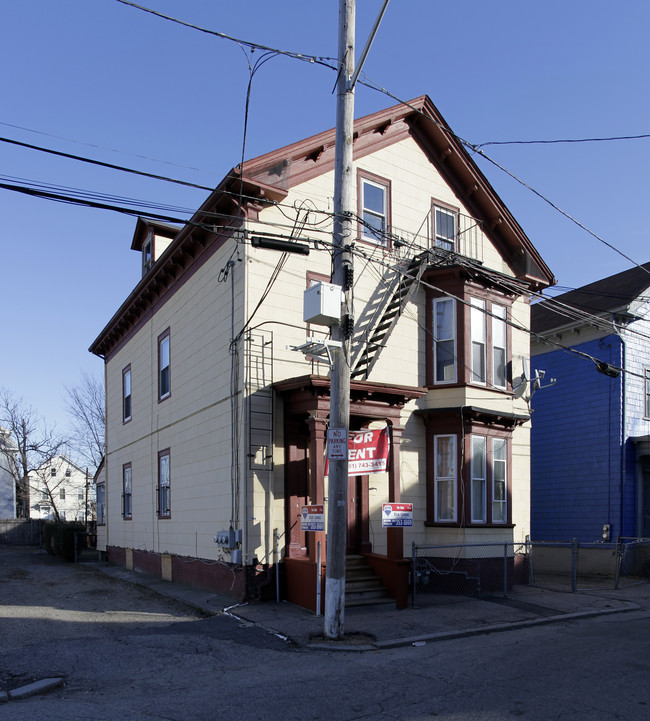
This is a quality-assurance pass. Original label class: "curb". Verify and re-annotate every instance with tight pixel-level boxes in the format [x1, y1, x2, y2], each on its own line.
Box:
[4, 677, 64, 701]
[304, 603, 640, 652]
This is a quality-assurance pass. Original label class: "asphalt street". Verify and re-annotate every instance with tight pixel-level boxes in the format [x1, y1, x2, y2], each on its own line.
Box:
[1, 546, 649, 721]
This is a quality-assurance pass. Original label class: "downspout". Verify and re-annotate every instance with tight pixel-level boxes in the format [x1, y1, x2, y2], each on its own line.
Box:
[619, 333, 626, 539]
[612, 316, 626, 539]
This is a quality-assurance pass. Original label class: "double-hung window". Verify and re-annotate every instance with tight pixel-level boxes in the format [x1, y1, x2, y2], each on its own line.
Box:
[359, 173, 390, 245]
[471, 436, 487, 523]
[470, 298, 487, 384]
[492, 438, 507, 523]
[492, 304, 507, 388]
[158, 330, 170, 401]
[123, 366, 132, 422]
[434, 434, 457, 522]
[122, 463, 132, 519]
[434, 205, 457, 251]
[433, 297, 456, 383]
[158, 450, 170, 518]
[96, 483, 106, 525]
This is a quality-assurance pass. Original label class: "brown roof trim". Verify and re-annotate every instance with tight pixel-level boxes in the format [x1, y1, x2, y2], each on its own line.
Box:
[415, 405, 529, 428]
[90, 95, 554, 359]
[275, 374, 426, 406]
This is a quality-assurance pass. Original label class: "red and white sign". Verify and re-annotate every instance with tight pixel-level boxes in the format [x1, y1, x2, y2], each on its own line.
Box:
[382, 502, 413, 527]
[300, 505, 325, 532]
[325, 427, 391, 477]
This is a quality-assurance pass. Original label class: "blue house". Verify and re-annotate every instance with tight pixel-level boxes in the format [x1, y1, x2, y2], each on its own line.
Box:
[530, 263, 650, 542]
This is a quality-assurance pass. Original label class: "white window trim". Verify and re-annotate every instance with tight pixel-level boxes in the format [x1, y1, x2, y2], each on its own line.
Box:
[471, 435, 487, 523]
[492, 303, 507, 389]
[433, 297, 457, 384]
[433, 204, 457, 251]
[470, 297, 487, 385]
[434, 434, 457, 522]
[492, 437, 507, 524]
[361, 178, 388, 245]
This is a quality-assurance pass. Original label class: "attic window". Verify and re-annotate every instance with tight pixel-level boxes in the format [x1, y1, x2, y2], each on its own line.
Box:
[142, 231, 153, 276]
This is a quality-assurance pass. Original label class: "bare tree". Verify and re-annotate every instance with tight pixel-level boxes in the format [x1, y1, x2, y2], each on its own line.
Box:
[0, 387, 66, 518]
[65, 371, 105, 471]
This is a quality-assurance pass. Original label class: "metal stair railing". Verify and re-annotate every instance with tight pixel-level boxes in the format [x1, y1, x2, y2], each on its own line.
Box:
[351, 251, 429, 380]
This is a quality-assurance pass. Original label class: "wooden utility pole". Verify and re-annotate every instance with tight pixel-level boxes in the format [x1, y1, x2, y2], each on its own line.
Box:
[324, 0, 356, 641]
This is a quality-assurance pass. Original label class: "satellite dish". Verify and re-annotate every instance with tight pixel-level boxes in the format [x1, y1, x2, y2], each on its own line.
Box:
[512, 356, 529, 398]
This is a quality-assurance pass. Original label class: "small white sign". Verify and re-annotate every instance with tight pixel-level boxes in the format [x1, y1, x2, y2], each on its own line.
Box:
[300, 505, 325, 532]
[382, 503, 413, 527]
[327, 428, 348, 460]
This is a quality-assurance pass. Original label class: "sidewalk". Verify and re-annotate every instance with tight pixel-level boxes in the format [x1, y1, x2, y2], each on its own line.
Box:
[90, 560, 645, 651]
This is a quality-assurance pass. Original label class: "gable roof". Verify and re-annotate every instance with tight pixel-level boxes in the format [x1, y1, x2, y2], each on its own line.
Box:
[532, 262, 650, 334]
[90, 95, 554, 360]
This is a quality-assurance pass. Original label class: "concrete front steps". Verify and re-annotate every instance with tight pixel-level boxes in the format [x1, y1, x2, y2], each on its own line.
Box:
[345, 555, 393, 608]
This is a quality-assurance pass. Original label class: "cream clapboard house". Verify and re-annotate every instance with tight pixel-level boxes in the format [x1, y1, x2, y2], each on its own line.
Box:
[90, 96, 554, 608]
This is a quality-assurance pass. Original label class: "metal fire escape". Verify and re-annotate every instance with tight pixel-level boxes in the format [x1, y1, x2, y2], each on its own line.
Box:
[351, 251, 430, 381]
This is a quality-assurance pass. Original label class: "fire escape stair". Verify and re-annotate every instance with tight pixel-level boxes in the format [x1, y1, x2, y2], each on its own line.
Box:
[351, 251, 429, 381]
[345, 555, 393, 608]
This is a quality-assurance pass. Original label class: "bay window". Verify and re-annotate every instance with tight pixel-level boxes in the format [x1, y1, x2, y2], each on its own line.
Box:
[424, 408, 513, 527]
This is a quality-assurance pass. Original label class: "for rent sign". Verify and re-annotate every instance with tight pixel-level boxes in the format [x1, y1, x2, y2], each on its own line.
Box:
[325, 427, 391, 477]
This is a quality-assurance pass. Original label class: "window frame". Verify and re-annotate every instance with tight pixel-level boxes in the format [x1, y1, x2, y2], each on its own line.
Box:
[432, 201, 458, 251]
[491, 304, 508, 389]
[644, 367, 650, 419]
[433, 434, 457, 523]
[142, 230, 153, 276]
[492, 437, 508, 524]
[470, 435, 487, 523]
[96, 483, 106, 525]
[122, 462, 132, 520]
[158, 329, 171, 402]
[470, 297, 487, 385]
[123, 365, 132, 423]
[357, 170, 391, 247]
[425, 412, 512, 527]
[432, 296, 457, 385]
[157, 449, 171, 518]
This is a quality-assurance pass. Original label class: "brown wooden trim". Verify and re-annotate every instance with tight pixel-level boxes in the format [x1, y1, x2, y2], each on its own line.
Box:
[356, 168, 392, 248]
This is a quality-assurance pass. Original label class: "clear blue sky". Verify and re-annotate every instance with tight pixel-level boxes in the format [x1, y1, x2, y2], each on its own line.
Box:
[1, 0, 649, 433]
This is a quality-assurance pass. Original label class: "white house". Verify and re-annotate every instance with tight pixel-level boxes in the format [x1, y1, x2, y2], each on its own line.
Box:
[29, 455, 94, 523]
[90, 96, 554, 607]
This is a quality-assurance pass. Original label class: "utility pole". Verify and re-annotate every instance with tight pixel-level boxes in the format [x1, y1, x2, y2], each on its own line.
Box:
[324, 0, 356, 641]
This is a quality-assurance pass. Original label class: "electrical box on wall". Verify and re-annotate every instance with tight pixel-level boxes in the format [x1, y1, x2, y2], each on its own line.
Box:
[303, 282, 343, 326]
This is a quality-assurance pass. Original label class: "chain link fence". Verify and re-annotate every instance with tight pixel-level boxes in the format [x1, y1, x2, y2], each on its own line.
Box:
[411, 541, 529, 606]
[411, 537, 650, 605]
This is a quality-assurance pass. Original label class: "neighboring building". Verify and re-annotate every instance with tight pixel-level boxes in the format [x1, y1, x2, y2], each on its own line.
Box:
[29, 456, 94, 523]
[90, 95, 554, 607]
[531, 263, 650, 543]
[0, 428, 17, 518]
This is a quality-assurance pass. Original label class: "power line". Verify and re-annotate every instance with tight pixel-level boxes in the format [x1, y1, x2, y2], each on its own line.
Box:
[115, 0, 338, 71]
[475, 133, 650, 148]
[0, 120, 211, 174]
[0, 136, 214, 192]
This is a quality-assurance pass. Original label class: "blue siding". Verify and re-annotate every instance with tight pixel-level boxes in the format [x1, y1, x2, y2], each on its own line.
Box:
[531, 336, 624, 542]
